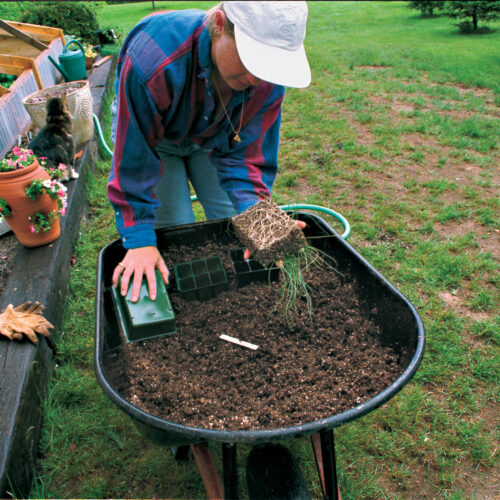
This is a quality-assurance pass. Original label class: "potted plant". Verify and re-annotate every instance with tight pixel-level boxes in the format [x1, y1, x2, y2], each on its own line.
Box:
[0, 147, 67, 247]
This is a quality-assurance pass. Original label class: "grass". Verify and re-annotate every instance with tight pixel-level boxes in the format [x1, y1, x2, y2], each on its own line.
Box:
[21, 1, 500, 498]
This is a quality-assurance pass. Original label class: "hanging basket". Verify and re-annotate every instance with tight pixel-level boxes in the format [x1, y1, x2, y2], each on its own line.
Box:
[0, 160, 61, 247]
[21, 80, 94, 145]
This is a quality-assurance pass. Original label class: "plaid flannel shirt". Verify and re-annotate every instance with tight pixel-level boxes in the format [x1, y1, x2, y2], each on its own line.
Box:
[107, 9, 285, 248]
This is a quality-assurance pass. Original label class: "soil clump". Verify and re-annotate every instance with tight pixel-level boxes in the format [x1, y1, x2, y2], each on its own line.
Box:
[232, 198, 307, 265]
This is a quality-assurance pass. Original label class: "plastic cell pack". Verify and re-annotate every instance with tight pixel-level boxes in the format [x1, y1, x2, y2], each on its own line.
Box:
[229, 248, 280, 286]
[174, 256, 228, 301]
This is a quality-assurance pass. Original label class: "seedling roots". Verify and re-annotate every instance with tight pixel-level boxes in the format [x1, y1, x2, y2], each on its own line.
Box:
[232, 199, 338, 323]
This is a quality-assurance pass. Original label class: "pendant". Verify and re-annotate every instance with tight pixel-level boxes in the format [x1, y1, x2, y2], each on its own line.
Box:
[233, 134, 241, 143]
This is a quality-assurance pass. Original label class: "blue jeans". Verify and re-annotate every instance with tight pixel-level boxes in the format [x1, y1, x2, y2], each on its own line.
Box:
[153, 137, 235, 228]
[110, 98, 233, 228]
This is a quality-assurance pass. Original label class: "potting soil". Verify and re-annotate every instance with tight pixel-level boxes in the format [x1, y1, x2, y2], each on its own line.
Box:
[104, 233, 408, 431]
[23, 86, 81, 104]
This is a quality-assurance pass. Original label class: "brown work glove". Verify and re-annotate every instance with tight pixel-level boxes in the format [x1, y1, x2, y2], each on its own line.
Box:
[0, 302, 54, 344]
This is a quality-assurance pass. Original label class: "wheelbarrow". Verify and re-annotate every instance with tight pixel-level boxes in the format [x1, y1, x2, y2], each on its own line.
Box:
[95, 212, 425, 499]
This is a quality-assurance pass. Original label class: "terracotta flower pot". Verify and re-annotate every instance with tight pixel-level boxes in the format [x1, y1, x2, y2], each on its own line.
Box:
[0, 160, 61, 247]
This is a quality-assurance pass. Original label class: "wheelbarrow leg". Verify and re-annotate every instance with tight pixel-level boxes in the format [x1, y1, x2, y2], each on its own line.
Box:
[311, 431, 341, 500]
[191, 442, 224, 499]
[222, 442, 238, 499]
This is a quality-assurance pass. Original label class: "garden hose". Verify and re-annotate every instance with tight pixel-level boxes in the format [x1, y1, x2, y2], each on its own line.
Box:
[93, 113, 114, 158]
[280, 204, 350, 240]
[92, 114, 350, 238]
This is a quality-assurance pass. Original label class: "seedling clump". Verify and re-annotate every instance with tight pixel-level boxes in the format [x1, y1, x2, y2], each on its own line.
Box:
[232, 198, 307, 265]
[232, 198, 332, 321]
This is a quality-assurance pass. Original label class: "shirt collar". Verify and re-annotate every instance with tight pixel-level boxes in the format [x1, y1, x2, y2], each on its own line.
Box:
[197, 24, 212, 81]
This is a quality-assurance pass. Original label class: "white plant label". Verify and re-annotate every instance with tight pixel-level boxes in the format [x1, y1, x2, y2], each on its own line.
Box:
[219, 334, 259, 350]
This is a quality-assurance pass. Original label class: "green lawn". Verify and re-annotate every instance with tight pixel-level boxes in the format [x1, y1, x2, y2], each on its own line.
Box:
[24, 2, 499, 499]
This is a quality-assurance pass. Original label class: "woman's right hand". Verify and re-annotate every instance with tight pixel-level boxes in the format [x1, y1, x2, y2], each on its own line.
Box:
[112, 246, 169, 302]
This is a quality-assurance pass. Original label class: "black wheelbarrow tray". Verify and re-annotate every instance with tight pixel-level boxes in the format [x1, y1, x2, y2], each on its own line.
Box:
[95, 212, 425, 499]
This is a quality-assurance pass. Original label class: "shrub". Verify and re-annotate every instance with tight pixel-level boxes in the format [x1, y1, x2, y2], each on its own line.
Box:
[0, 74, 16, 89]
[19, 2, 101, 43]
[408, 0, 446, 17]
[0, 1, 24, 20]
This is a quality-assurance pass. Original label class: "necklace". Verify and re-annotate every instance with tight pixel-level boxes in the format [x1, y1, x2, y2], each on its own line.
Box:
[213, 80, 245, 143]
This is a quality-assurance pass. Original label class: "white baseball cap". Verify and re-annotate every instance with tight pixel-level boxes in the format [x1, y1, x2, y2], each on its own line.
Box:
[223, 1, 311, 88]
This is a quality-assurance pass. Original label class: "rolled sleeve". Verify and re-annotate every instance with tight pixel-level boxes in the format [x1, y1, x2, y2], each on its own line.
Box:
[107, 55, 166, 248]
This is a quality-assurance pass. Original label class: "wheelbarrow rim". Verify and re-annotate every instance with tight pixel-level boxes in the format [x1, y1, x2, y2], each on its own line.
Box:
[95, 213, 425, 444]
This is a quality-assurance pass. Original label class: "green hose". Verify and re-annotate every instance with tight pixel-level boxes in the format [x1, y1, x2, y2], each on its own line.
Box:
[280, 204, 350, 239]
[92, 114, 350, 238]
[93, 113, 114, 157]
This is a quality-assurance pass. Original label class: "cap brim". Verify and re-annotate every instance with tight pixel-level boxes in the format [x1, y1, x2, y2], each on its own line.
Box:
[234, 26, 311, 89]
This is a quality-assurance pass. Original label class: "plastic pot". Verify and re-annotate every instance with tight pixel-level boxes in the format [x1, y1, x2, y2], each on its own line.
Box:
[111, 269, 176, 342]
[229, 247, 279, 286]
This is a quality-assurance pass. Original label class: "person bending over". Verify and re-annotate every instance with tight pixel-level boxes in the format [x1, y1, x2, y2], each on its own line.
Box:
[108, 1, 311, 301]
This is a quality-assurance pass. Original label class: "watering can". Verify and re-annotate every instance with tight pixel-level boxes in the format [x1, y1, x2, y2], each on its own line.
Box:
[48, 39, 87, 82]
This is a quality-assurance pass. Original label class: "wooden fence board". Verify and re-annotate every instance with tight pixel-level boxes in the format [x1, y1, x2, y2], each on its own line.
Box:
[0, 21, 65, 45]
[0, 20, 49, 51]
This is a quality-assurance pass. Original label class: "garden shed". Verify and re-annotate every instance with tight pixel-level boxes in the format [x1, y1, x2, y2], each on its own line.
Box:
[0, 20, 65, 158]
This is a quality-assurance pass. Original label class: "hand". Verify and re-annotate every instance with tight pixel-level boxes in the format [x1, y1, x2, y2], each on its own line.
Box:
[112, 246, 169, 302]
[243, 220, 307, 263]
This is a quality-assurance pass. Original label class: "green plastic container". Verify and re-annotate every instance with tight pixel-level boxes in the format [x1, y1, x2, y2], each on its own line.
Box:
[110, 270, 176, 342]
[229, 248, 280, 286]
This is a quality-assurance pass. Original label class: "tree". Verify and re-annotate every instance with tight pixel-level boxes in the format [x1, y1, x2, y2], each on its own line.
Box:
[443, 0, 500, 30]
[408, 1, 445, 17]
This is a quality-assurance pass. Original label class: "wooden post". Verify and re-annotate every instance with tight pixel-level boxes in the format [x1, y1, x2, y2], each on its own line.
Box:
[191, 443, 225, 499]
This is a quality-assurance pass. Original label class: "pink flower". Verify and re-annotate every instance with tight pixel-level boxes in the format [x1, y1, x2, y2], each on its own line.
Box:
[30, 224, 35, 233]
[57, 163, 67, 171]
